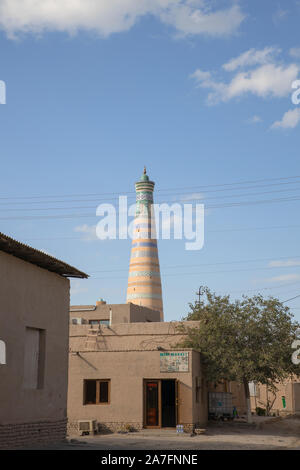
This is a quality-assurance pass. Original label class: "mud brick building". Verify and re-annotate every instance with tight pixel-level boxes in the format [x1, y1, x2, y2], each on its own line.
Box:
[68, 302, 208, 433]
[0, 232, 87, 449]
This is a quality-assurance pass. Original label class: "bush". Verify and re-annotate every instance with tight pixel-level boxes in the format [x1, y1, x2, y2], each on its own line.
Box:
[256, 407, 266, 416]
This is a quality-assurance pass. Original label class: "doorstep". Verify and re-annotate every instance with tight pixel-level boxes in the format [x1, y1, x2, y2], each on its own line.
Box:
[136, 428, 195, 438]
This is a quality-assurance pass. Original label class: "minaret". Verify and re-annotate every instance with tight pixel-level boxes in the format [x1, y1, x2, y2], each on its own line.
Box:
[126, 168, 163, 321]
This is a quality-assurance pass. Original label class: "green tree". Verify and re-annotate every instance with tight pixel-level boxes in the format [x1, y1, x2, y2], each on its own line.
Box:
[178, 287, 300, 422]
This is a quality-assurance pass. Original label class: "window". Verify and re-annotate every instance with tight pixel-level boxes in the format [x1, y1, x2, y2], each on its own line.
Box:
[84, 379, 110, 405]
[99, 381, 109, 403]
[23, 327, 46, 389]
[88, 320, 109, 326]
[249, 381, 259, 397]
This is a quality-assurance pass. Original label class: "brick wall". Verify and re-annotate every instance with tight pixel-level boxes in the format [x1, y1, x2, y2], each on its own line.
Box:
[68, 420, 143, 435]
[68, 420, 199, 435]
[0, 419, 67, 449]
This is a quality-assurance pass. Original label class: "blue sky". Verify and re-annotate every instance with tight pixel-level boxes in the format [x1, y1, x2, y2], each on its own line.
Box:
[0, 0, 300, 321]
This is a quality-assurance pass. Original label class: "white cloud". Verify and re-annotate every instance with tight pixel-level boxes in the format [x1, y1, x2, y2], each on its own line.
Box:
[225, 64, 299, 99]
[190, 69, 212, 81]
[191, 63, 299, 104]
[74, 224, 98, 241]
[190, 68, 226, 103]
[248, 115, 262, 124]
[160, 3, 245, 37]
[271, 108, 300, 130]
[269, 259, 300, 267]
[265, 274, 300, 283]
[71, 280, 88, 296]
[289, 47, 300, 59]
[223, 47, 280, 72]
[0, 0, 245, 39]
[272, 7, 288, 25]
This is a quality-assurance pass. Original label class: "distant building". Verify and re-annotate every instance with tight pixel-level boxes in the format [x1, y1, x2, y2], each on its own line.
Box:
[70, 299, 161, 326]
[249, 379, 300, 415]
[0, 232, 87, 449]
[67, 302, 207, 433]
[210, 378, 300, 417]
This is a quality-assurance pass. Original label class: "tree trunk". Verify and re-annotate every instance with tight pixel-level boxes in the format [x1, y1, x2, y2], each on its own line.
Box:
[243, 378, 253, 424]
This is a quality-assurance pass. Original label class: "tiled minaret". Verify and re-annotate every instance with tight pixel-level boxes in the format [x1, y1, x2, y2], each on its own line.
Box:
[126, 168, 163, 321]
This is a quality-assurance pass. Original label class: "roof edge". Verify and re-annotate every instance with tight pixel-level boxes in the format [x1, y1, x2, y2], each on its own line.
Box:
[0, 232, 88, 279]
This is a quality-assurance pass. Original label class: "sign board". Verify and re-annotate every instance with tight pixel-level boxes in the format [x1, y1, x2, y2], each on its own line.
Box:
[0, 340, 6, 365]
[160, 352, 189, 372]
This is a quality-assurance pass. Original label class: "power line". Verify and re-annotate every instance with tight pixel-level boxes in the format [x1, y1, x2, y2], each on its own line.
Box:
[75, 277, 299, 298]
[283, 294, 300, 303]
[221, 282, 300, 296]
[0, 180, 299, 207]
[1, 194, 300, 220]
[209, 224, 300, 233]
[90, 265, 300, 280]
[1, 175, 300, 201]
[2, 185, 300, 212]
[87, 254, 300, 274]
[15, 224, 300, 243]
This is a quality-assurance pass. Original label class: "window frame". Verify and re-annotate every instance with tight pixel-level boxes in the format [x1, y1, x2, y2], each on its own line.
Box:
[88, 320, 110, 326]
[23, 327, 46, 390]
[83, 379, 110, 405]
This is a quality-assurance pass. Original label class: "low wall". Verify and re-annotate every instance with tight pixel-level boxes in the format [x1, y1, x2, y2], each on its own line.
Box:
[0, 419, 67, 449]
[68, 420, 201, 435]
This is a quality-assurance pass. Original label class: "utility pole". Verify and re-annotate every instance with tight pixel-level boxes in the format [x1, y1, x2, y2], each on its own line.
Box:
[196, 286, 205, 305]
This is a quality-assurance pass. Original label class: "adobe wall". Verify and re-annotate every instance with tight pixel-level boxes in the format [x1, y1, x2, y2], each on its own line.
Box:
[191, 351, 208, 425]
[69, 321, 198, 352]
[250, 379, 300, 415]
[68, 348, 206, 434]
[0, 250, 70, 448]
[209, 379, 300, 417]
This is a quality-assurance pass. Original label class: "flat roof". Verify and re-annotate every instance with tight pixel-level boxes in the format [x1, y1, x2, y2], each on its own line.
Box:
[0, 232, 88, 279]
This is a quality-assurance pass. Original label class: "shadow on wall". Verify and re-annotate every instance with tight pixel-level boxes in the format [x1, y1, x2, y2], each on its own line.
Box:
[71, 352, 98, 370]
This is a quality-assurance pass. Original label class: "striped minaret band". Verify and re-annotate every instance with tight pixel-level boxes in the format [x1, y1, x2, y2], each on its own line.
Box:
[126, 167, 163, 320]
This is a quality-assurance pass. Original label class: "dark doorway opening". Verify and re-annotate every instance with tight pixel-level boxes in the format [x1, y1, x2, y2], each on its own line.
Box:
[161, 380, 176, 427]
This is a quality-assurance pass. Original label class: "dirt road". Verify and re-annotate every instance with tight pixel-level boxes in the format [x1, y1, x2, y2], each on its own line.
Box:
[25, 416, 300, 450]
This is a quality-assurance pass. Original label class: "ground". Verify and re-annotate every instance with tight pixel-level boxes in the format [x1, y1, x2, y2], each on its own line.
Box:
[24, 416, 300, 450]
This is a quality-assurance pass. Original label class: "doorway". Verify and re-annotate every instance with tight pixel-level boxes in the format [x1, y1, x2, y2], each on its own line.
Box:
[145, 381, 159, 427]
[144, 379, 177, 428]
[161, 380, 176, 427]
